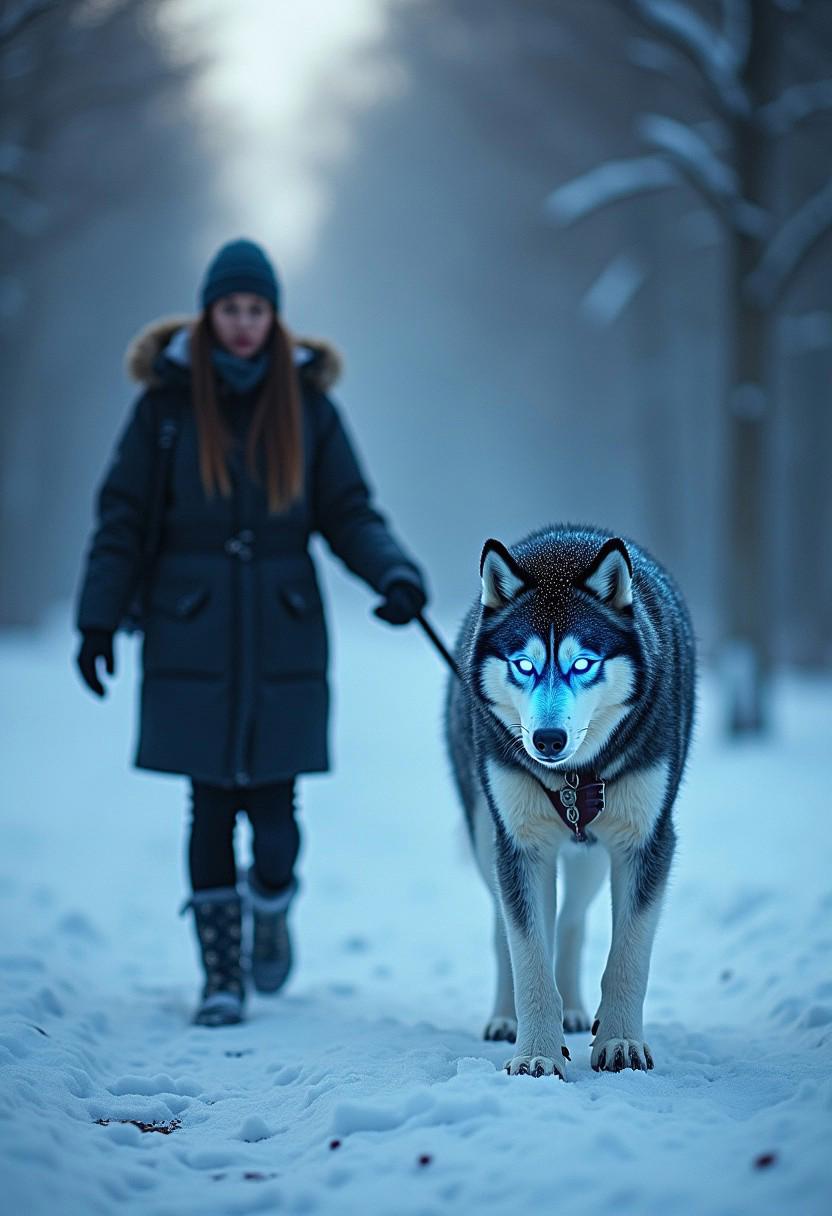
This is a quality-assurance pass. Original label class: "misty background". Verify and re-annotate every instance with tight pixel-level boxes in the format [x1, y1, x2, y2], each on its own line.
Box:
[2, 0, 831, 733]
[3, 8, 832, 1210]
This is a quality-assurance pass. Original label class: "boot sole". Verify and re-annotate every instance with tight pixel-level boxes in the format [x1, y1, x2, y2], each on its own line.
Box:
[193, 990, 245, 1026]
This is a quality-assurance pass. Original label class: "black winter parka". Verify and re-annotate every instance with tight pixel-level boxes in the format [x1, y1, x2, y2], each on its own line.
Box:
[76, 318, 424, 787]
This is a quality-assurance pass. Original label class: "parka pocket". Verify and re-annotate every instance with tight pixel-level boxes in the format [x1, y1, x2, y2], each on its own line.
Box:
[143, 581, 225, 676]
[279, 582, 321, 618]
[262, 576, 328, 678]
[151, 585, 210, 618]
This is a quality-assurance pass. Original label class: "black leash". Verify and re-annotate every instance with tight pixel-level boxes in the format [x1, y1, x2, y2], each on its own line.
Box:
[416, 612, 460, 680]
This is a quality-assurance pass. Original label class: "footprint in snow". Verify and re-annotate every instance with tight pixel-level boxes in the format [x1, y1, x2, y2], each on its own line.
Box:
[720, 888, 773, 927]
[327, 982, 357, 997]
[34, 987, 64, 1017]
[800, 1005, 832, 1029]
[770, 996, 803, 1027]
[341, 936, 370, 953]
[56, 910, 104, 944]
[0, 955, 45, 974]
[303, 1074, 362, 1109]
[270, 1063, 304, 1086]
[65, 1068, 94, 1098]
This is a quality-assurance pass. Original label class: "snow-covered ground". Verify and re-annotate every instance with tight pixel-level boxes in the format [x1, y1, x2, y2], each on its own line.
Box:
[2, 591, 831, 1215]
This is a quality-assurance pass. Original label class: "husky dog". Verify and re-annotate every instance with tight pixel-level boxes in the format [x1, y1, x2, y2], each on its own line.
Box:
[446, 525, 694, 1079]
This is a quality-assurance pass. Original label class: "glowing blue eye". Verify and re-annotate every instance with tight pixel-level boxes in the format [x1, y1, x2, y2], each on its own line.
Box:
[572, 657, 595, 675]
[514, 658, 535, 676]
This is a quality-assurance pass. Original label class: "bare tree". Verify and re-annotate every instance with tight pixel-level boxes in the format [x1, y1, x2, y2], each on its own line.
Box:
[0, 0, 202, 624]
[1, 0, 193, 317]
[546, 0, 832, 735]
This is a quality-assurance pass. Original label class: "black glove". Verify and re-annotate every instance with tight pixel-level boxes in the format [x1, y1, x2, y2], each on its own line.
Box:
[372, 580, 427, 626]
[76, 630, 115, 697]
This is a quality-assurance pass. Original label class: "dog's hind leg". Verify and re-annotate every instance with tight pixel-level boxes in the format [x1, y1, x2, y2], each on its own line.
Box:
[472, 799, 517, 1042]
[485, 910, 517, 1043]
[556, 842, 608, 1033]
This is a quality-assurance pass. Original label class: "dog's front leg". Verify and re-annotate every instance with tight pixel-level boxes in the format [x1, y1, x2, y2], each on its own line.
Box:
[495, 827, 566, 1079]
[591, 824, 674, 1073]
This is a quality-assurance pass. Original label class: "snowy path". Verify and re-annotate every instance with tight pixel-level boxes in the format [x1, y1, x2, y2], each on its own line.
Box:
[1, 596, 831, 1215]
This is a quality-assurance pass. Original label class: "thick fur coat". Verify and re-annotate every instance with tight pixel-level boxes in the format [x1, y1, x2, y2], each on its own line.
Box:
[446, 524, 695, 1079]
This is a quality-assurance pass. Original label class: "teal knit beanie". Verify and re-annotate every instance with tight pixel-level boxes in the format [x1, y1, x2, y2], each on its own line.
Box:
[200, 239, 280, 311]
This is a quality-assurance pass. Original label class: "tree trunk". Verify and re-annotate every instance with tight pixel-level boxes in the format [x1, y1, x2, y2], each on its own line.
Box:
[785, 347, 832, 666]
[721, 5, 780, 736]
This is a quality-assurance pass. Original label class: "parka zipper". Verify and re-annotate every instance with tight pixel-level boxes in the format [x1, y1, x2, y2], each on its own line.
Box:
[227, 526, 256, 785]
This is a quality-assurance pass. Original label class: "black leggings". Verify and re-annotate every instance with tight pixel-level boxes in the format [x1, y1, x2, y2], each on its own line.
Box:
[188, 779, 299, 894]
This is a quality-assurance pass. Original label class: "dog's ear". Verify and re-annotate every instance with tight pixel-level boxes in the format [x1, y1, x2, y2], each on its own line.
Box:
[480, 540, 528, 610]
[581, 538, 633, 611]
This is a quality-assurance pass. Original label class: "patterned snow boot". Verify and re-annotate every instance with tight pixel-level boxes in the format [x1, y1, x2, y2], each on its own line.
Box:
[246, 867, 297, 994]
[185, 887, 246, 1027]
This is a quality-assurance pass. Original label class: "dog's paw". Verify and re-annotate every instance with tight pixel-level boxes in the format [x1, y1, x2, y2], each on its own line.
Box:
[590, 1036, 654, 1073]
[483, 1016, 517, 1043]
[504, 1047, 569, 1080]
[563, 1007, 591, 1033]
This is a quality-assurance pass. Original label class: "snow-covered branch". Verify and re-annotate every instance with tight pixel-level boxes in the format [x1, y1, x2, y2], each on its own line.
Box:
[637, 113, 770, 236]
[545, 155, 677, 225]
[722, 0, 752, 72]
[637, 113, 736, 200]
[628, 0, 751, 116]
[747, 177, 832, 307]
[581, 253, 646, 327]
[760, 78, 832, 135]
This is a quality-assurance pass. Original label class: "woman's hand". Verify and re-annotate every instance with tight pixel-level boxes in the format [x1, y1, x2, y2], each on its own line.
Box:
[76, 630, 116, 697]
[372, 580, 426, 626]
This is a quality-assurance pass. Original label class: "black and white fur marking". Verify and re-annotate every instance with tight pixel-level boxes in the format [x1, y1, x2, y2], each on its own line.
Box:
[445, 525, 695, 1079]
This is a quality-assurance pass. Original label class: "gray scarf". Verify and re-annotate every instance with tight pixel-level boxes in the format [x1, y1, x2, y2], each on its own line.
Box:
[162, 327, 270, 394]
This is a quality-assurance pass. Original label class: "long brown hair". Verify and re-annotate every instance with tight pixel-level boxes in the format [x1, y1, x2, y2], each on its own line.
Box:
[190, 311, 304, 513]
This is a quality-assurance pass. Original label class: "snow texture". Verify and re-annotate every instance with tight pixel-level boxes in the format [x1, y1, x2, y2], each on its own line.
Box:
[1, 603, 831, 1215]
[545, 156, 677, 225]
[581, 253, 646, 327]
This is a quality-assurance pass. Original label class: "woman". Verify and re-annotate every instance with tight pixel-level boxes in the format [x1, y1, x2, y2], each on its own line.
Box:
[75, 239, 427, 1027]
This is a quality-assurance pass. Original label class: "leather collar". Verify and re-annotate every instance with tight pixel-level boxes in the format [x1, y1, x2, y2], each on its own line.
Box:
[537, 772, 606, 842]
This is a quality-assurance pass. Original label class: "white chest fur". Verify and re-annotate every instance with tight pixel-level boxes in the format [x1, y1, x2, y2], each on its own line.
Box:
[483, 757, 669, 851]
[591, 761, 669, 846]
[484, 759, 571, 851]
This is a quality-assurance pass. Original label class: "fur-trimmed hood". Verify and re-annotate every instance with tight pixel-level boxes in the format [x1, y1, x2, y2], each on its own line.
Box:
[125, 315, 343, 393]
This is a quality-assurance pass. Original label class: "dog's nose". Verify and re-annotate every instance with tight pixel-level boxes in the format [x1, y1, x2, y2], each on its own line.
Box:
[532, 728, 568, 757]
